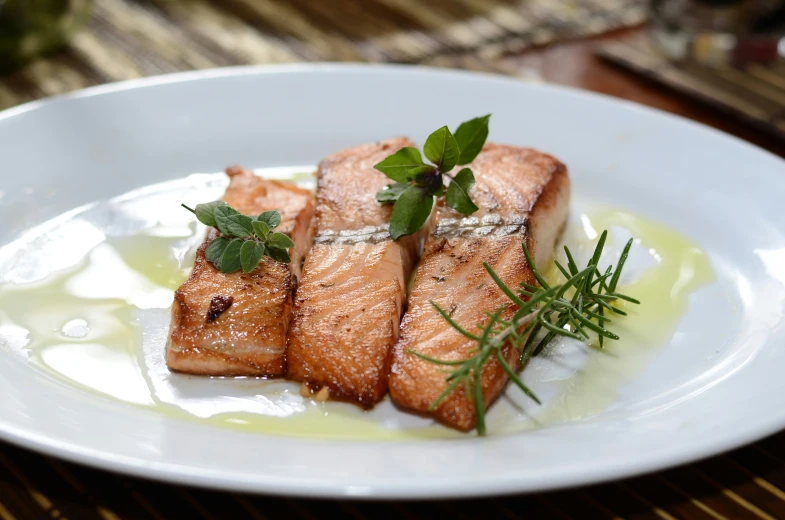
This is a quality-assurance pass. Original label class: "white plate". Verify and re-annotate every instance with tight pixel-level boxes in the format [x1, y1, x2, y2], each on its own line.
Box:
[1, 65, 785, 499]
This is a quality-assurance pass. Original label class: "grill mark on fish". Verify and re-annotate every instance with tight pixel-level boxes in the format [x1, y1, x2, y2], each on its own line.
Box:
[313, 225, 391, 245]
[312, 215, 529, 245]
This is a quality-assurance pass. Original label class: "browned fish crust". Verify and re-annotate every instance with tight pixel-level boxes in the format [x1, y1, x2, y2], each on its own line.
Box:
[166, 167, 315, 376]
[286, 138, 433, 407]
[388, 144, 570, 431]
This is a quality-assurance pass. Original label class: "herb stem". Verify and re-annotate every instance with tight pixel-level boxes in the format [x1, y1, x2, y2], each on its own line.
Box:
[413, 231, 641, 435]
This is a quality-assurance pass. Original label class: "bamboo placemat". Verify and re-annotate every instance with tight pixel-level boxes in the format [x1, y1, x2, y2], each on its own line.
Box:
[6, 1, 785, 519]
[5, 434, 785, 519]
[598, 33, 785, 137]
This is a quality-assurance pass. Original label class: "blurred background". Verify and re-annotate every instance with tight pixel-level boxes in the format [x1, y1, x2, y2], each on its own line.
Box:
[0, 0, 646, 100]
[2, 2, 785, 520]
[0, 0, 783, 139]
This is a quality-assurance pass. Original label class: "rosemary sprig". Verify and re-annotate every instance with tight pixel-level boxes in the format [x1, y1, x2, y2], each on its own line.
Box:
[411, 231, 639, 435]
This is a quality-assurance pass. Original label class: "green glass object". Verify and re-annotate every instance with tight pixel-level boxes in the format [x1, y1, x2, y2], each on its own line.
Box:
[0, 0, 93, 73]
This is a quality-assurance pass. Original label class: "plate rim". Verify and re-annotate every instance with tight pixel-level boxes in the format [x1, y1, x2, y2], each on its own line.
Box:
[1, 63, 785, 499]
[0, 403, 782, 499]
[1, 62, 783, 168]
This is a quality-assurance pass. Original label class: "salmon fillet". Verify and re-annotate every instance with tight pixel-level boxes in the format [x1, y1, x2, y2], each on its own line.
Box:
[166, 166, 315, 376]
[286, 138, 433, 407]
[388, 144, 570, 431]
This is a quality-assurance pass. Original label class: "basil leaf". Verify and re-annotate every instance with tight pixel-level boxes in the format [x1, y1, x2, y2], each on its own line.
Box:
[267, 232, 295, 250]
[374, 146, 425, 183]
[389, 186, 434, 240]
[445, 168, 479, 215]
[192, 200, 227, 228]
[253, 220, 269, 239]
[453, 114, 490, 165]
[240, 240, 265, 273]
[423, 126, 460, 172]
[267, 247, 291, 264]
[219, 238, 244, 273]
[257, 210, 282, 230]
[213, 205, 240, 235]
[215, 208, 254, 237]
[213, 204, 239, 218]
[204, 236, 230, 269]
[375, 182, 409, 204]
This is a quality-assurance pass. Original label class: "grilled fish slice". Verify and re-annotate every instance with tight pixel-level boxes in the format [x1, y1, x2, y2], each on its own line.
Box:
[287, 138, 433, 407]
[166, 166, 315, 376]
[388, 144, 570, 431]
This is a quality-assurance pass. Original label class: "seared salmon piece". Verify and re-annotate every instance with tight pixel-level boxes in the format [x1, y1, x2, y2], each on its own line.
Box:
[166, 166, 315, 376]
[287, 138, 433, 407]
[388, 144, 570, 431]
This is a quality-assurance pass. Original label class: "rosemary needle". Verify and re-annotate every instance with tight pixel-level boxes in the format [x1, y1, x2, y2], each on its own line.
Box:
[412, 230, 639, 436]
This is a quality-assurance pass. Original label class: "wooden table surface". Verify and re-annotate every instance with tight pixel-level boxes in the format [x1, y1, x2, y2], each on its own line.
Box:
[2, 3, 785, 517]
[508, 28, 785, 158]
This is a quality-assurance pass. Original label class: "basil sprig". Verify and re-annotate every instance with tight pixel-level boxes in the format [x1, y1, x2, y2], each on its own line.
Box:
[375, 115, 490, 239]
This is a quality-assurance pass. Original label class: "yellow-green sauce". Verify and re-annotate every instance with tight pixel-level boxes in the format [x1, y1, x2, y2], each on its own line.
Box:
[0, 189, 715, 440]
[496, 208, 715, 432]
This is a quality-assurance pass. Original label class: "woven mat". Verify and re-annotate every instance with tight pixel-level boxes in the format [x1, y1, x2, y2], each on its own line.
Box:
[0, 0, 649, 110]
[6, 435, 785, 519]
[598, 33, 785, 137]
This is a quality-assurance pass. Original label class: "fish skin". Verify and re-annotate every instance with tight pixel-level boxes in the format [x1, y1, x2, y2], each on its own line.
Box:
[166, 167, 315, 376]
[388, 144, 570, 431]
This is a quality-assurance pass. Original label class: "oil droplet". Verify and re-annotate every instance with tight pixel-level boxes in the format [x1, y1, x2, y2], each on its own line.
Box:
[60, 319, 89, 339]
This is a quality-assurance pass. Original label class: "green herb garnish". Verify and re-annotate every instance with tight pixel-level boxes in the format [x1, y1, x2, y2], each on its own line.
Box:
[375, 115, 490, 239]
[411, 231, 640, 435]
[182, 202, 293, 274]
